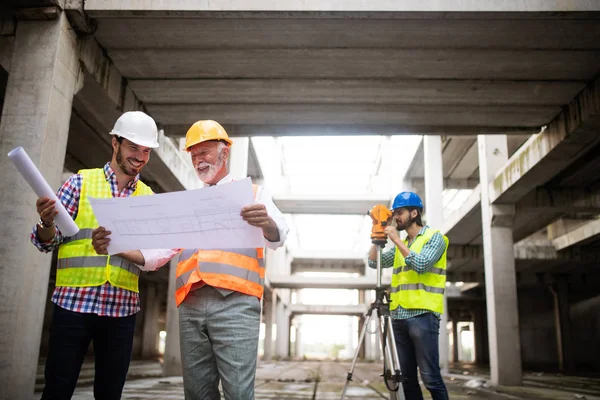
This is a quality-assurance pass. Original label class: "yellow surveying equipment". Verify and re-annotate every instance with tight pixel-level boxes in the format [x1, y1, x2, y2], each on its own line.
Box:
[341, 204, 406, 400]
[368, 204, 392, 245]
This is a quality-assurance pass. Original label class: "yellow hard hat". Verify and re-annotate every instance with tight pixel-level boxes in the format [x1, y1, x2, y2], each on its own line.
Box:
[184, 120, 233, 151]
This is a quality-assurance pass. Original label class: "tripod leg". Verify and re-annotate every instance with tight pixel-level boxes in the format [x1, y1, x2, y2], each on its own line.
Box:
[384, 316, 406, 400]
[340, 310, 374, 400]
[377, 316, 398, 393]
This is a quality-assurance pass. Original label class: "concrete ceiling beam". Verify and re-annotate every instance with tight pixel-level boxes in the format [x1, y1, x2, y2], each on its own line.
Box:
[131, 79, 584, 106]
[273, 195, 390, 215]
[491, 75, 600, 205]
[289, 304, 367, 316]
[448, 243, 600, 263]
[517, 187, 600, 214]
[109, 48, 600, 81]
[411, 178, 479, 190]
[163, 124, 537, 138]
[83, 0, 600, 14]
[148, 103, 558, 128]
[268, 275, 387, 290]
[552, 218, 600, 251]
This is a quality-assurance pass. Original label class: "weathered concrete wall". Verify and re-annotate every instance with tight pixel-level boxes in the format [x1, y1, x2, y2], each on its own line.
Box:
[518, 287, 558, 369]
[570, 292, 600, 370]
[517, 285, 600, 372]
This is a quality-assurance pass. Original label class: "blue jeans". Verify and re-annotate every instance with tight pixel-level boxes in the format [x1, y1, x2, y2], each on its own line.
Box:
[392, 313, 449, 400]
[41, 304, 136, 400]
[179, 285, 261, 400]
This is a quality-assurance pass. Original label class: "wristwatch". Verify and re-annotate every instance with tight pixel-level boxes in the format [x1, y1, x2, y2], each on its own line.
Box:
[37, 218, 55, 229]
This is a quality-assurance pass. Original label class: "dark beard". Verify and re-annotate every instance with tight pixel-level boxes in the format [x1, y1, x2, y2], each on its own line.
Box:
[116, 146, 139, 176]
[396, 215, 415, 231]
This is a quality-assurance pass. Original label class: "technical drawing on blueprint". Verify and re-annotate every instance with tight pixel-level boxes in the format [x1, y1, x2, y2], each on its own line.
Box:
[89, 177, 264, 254]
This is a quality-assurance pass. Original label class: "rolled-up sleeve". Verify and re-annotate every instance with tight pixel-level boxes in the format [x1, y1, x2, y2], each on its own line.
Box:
[368, 247, 396, 269]
[30, 175, 81, 253]
[138, 249, 180, 271]
[257, 186, 288, 250]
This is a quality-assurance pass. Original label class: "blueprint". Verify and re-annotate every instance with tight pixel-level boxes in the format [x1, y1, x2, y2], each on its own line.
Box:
[89, 177, 264, 254]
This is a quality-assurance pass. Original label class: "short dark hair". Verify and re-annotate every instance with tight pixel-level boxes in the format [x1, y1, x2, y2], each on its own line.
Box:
[115, 136, 124, 144]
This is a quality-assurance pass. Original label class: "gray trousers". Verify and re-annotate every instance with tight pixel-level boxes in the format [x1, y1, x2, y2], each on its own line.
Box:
[179, 285, 261, 400]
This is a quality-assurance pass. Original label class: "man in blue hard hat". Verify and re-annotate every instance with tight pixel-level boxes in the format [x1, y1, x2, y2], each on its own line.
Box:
[368, 191, 450, 400]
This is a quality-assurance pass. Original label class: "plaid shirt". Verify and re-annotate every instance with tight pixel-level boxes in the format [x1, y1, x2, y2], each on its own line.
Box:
[31, 163, 145, 317]
[368, 225, 446, 320]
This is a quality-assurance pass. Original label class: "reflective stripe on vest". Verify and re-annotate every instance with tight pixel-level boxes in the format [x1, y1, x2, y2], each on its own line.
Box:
[392, 266, 447, 276]
[389, 228, 448, 314]
[57, 255, 139, 275]
[56, 168, 153, 292]
[62, 228, 94, 243]
[390, 283, 445, 295]
[175, 184, 266, 305]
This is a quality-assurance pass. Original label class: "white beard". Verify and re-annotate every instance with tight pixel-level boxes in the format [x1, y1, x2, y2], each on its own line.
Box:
[195, 152, 225, 184]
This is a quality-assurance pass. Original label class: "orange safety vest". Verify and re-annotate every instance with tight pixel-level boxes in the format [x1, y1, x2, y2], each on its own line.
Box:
[175, 184, 265, 306]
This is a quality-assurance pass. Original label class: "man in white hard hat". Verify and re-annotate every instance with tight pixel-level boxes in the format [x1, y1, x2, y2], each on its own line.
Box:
[91, 120, 288, 400]
[31, 111, 174, 400]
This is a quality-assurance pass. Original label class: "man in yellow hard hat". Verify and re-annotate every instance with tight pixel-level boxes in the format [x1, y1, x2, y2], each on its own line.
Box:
[31, 111, 175, 399]
[176, 120, 288, 400]
[92, 120, 288, 400]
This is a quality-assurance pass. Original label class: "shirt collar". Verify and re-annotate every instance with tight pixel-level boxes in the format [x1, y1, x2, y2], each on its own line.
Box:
[103, 162, 140, 189]
[405, 225, 430, 244]
[208, 174, 233, 187]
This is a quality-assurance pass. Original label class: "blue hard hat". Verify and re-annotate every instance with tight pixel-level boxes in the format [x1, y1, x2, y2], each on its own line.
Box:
[392, 191, 423, 210]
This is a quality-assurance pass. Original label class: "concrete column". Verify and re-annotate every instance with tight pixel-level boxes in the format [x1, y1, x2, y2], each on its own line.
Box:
[472, 306, 488, 365]
[477, 135, 522, 385]
[357, 316, 366, 359]
[263, 290, 275, 362]
[551, 276, 574, 373]
[275, 296, 290, 358]
[163, 261, 182, 376]
[424, 135, 449, 372]
[452, 318, 460, 362]
[141, 283, 159, 357]
[294, 316, 303, 359]
[0, 14, 80, 397]
[228, 136, 249, 180]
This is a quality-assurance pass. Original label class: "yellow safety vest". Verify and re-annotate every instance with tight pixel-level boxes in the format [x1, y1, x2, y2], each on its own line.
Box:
[56, 168, 154, 293]
[390, 228, 449, 314]
[175, 185, 265, 305]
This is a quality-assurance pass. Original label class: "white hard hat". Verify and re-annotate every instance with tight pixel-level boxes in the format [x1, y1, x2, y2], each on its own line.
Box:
[110, 111, 159, 148]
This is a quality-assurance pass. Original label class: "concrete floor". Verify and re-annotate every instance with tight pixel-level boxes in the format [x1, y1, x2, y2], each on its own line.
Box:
[33, 359, 600, 400]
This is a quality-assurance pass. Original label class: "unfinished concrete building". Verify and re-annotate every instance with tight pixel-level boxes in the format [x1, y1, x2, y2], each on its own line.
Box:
[1, 1, 599, 398]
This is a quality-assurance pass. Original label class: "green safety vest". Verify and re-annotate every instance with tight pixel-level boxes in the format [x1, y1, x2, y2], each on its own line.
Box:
[56, 168, 154, 293]
[390, 228, 449, 314]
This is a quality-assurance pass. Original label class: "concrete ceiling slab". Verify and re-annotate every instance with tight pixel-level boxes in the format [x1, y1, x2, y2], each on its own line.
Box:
[93, 18, 600, 50]
[130, 79, 585, 107]
[110, 48, 600, 81]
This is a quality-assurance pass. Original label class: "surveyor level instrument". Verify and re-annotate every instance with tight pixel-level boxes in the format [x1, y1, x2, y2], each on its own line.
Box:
[340, 205, 406, 400]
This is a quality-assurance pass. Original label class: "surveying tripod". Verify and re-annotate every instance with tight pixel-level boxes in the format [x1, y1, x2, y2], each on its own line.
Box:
[340, 205, 406, 400]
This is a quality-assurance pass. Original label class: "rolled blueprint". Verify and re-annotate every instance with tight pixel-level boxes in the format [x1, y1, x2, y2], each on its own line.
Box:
[8, 146, 79, 237]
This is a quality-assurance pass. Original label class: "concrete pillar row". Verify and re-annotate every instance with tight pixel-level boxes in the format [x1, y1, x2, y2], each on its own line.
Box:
[0, 13, 81, 397]
[163, 261, 182, 376]
[550, 276, 575, 373]
[477, 135, 522, 385]
[423, 136, 449, 372]
[275, 295, 290, 358]
[228, 136, 249, 180]
[294, 317, 303, 359]
[452, 318, 460, 363]
[141, 283, 160, 357]
[263, 290, 276, 362]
